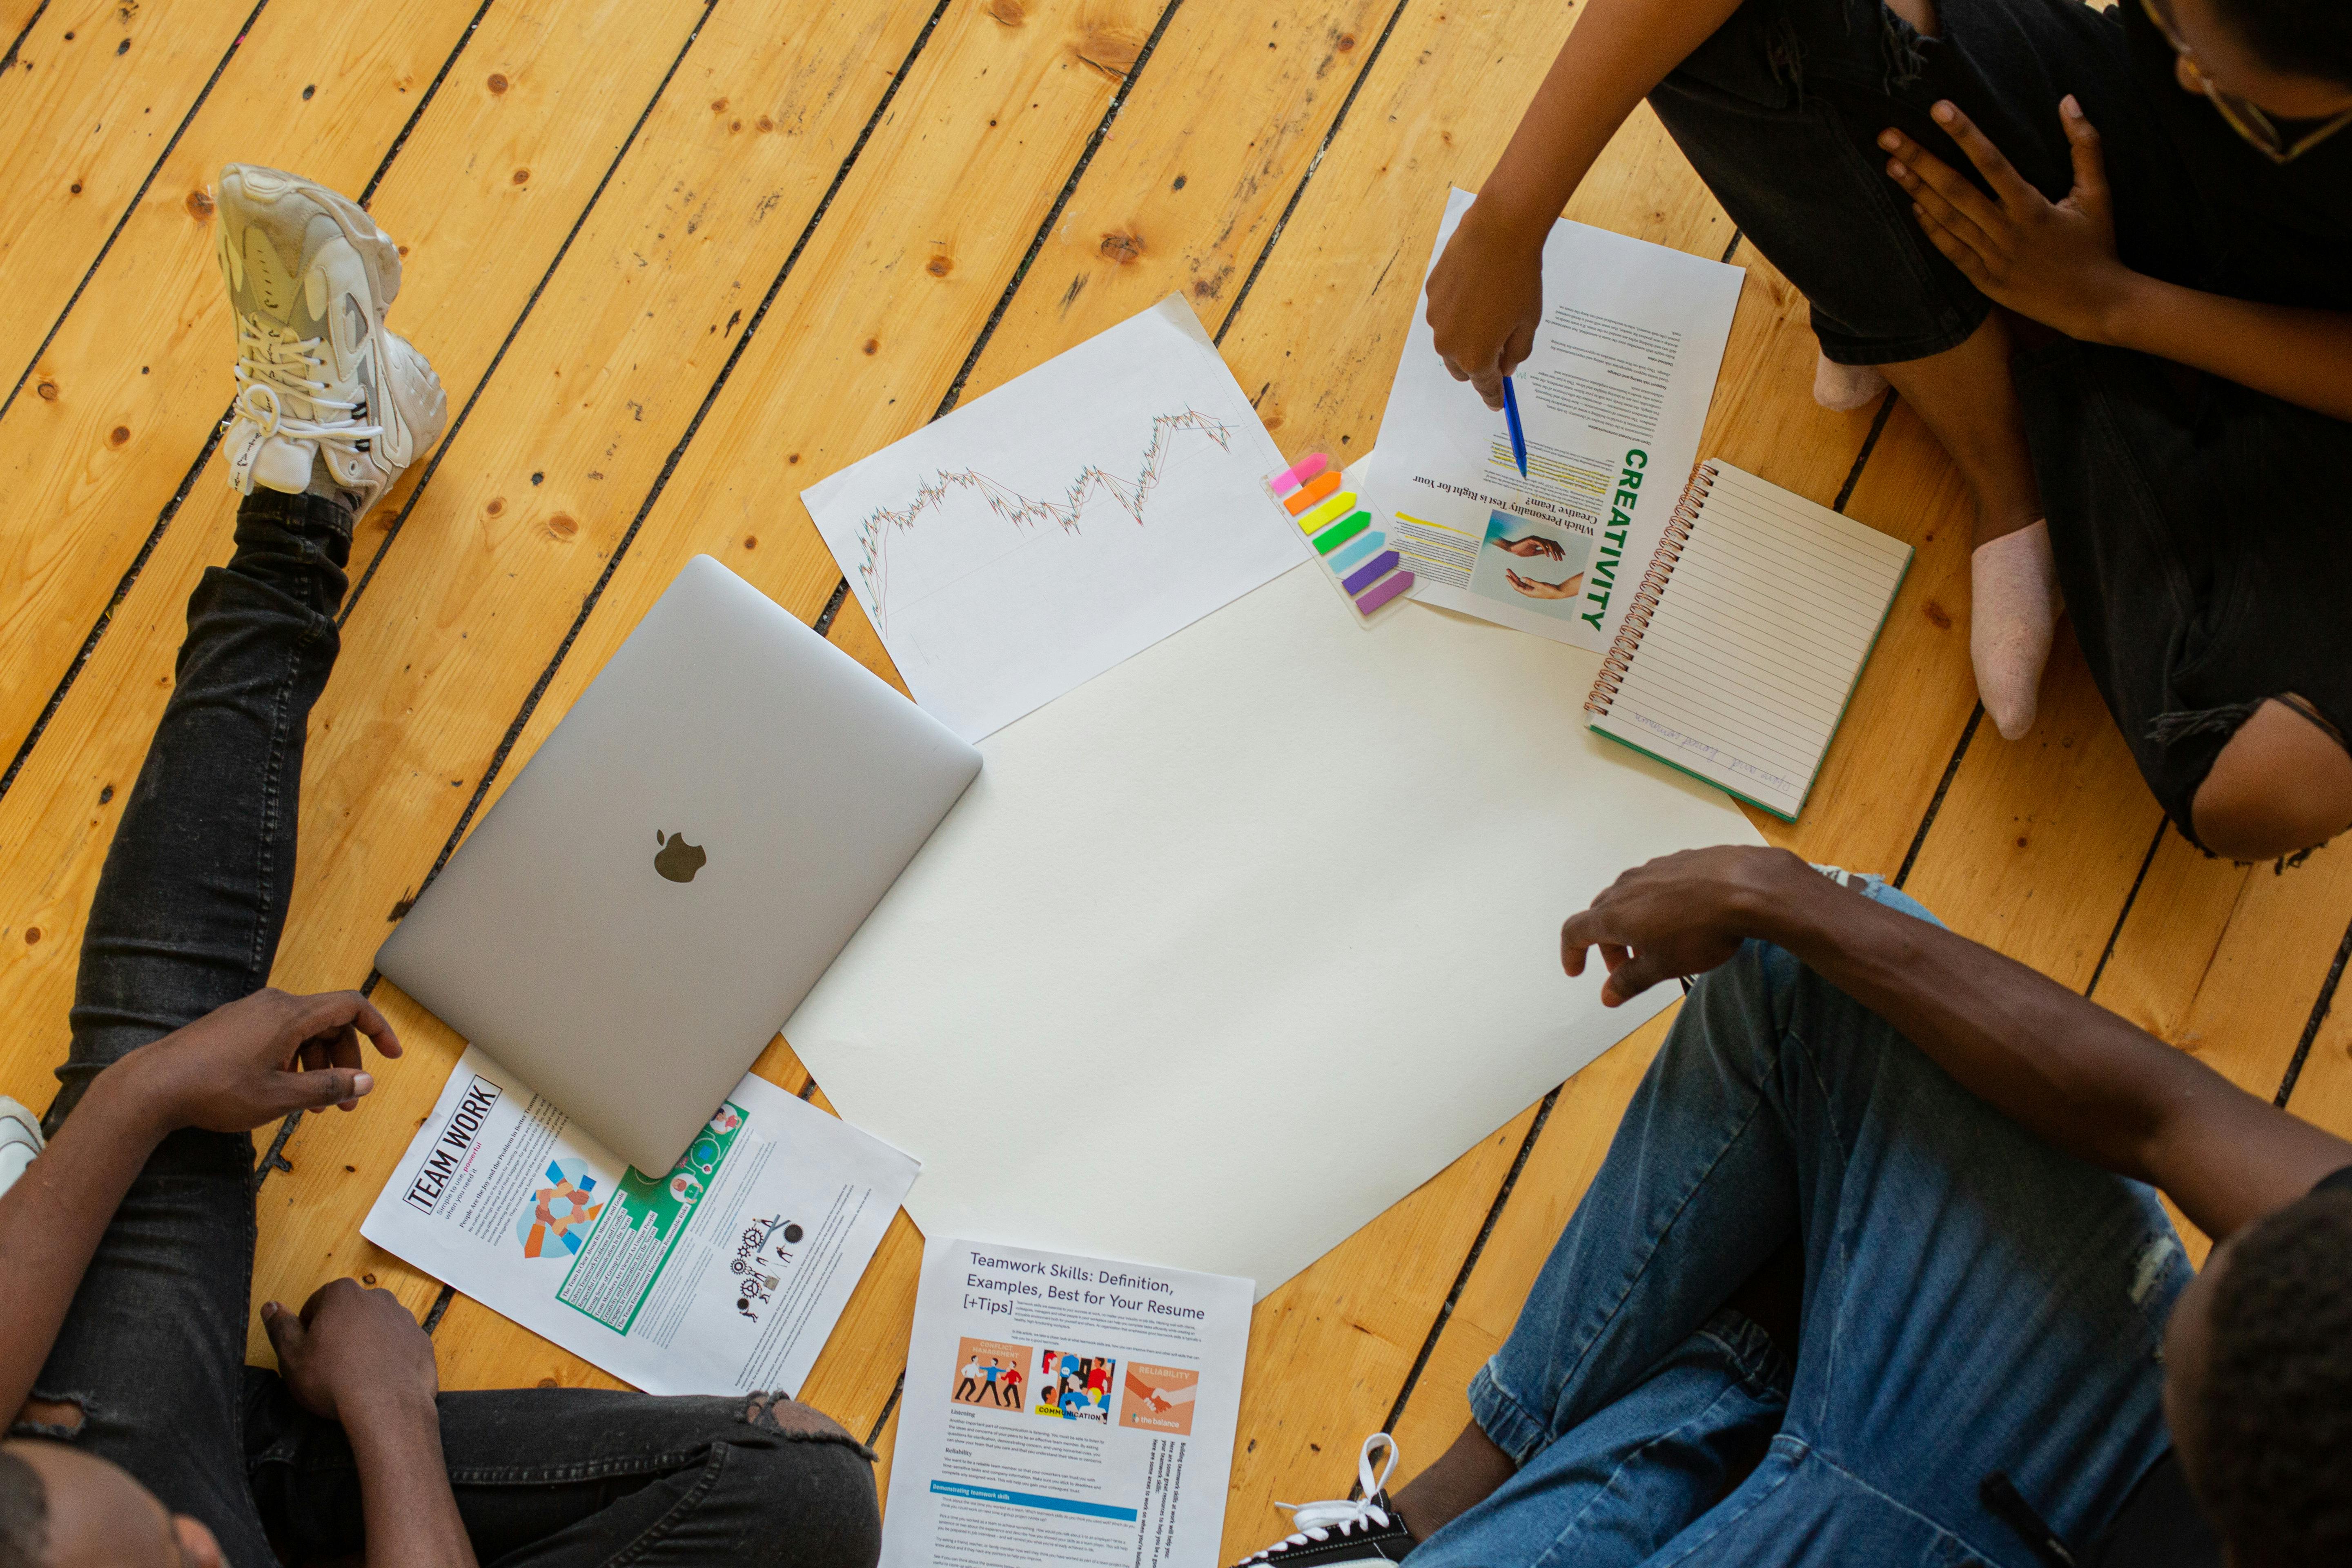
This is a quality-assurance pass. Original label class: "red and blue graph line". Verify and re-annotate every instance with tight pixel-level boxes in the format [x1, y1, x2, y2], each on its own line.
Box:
[853, 408, 1237, 627]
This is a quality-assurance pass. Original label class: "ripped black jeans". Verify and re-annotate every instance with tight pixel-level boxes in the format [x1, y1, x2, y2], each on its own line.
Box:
[1646, 0, 2352, 844]
[15, 491, 882, 1567]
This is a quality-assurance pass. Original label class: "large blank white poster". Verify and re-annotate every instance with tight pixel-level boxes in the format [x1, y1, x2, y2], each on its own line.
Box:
[786, 563, 1765, 1297]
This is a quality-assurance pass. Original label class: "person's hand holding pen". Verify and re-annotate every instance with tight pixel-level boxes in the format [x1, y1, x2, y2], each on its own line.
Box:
[1426, 205, 1544, 412]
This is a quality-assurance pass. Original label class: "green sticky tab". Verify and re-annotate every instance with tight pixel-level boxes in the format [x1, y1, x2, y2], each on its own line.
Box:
[1312, 511, 1370, 555]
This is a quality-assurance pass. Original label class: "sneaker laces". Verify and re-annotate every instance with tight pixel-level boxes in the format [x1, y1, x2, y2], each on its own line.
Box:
[1244, 1433, 1401, 1562]
[225, 317, 383, 457]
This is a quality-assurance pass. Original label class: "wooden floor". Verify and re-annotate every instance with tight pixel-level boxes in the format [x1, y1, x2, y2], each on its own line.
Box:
[2, 0, 2348, 1557]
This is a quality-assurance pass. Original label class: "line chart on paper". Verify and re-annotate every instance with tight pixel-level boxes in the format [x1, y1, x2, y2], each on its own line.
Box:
[851, 408, 1238, 630]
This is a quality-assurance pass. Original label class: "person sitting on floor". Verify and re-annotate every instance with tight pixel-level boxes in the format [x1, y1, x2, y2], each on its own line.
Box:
[1423, 0, 2352, 862]
[0, 163, 882, 1568]
[1229, 847, 2352, 1568]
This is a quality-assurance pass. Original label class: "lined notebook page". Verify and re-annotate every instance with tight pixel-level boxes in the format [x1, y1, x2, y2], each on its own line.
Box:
[1589, 462, 1911, 820]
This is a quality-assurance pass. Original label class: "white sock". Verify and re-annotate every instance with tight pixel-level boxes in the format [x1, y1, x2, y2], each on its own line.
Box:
[1812, 352, 1889, 412]
[1970, 521, 2063, 740]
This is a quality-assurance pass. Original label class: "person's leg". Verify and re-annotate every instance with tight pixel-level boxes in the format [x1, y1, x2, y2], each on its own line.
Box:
[2018, 341, 2352, 862]
[1396, 876, 2185, 1566]
[1647, 0, 2188, 739]
[1404, 1315, 1787, 1568]
[250, 1384, 882, 1567]
[8, 489, 356, 1567]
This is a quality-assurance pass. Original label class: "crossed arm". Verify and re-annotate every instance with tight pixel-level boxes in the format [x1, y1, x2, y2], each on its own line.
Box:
[1560, 847, 2352, 1243]
[0, 989, 479, 1568]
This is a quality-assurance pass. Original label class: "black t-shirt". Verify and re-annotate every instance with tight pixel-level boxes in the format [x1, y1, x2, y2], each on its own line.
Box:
[2082, 1164, 2352, 1566]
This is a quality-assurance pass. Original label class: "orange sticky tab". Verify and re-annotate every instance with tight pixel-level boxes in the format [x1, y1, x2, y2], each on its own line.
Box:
[1297, 492, 1356, 533]
[1282, 470, 1343, 514]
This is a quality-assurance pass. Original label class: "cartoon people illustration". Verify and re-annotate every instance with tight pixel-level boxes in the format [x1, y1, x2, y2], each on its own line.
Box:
[955, 1356, 984, 1403]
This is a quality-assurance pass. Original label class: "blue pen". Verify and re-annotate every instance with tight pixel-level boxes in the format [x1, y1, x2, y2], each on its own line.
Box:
[1501, 375, 1529, 478]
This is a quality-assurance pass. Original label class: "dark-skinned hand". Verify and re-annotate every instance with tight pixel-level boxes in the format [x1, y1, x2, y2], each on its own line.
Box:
[262, 1278, 440, 1423]
[1879, 96, 2133, 343]
[116, 987, 401, 1134]
[1561, 846, 1809, 1005]
[1425, 205, 1546, 411]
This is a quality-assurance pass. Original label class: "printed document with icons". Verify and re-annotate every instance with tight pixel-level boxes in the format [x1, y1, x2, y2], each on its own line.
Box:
[881, 1236, 1252, 1568]
[362, 1045, 917, 1397]
[1368, 187, 1743, 651]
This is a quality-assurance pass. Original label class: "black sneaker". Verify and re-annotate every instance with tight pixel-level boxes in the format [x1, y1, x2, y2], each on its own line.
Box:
[1232, 1435, 1416, 1565]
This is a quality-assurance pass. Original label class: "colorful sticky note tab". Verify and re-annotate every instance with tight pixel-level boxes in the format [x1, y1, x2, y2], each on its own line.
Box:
[1268, 452, 1330, 497]
[1282, 470, 1343, 515]
[1297, 492, 1356, 534]
[1312, 511, 1370, 555]
[1341, 549, 1402, 595]
[1328, 531, 1385, 572]
[1353, 570, 1414, 614]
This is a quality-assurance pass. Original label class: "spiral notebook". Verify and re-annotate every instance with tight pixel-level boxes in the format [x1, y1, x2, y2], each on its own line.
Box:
[1582, 461, 1912, 821]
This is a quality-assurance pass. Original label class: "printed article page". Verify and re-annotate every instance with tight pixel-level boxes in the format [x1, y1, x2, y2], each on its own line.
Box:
[1367, 186, 1743, 651]
[881, 1237, 1253, 1568]
[361, 1044, 917, 1396]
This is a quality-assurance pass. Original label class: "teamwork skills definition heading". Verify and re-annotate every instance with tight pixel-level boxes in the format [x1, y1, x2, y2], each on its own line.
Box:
[962, 1253, 1207, 1320]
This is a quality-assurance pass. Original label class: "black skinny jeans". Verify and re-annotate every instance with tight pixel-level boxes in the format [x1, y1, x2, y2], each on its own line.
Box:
[11, 491, 883, 1568]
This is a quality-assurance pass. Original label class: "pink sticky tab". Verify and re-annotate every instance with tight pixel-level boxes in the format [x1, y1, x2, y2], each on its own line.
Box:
[1268, 452, 1330, 497]
[1352, 570, 1414, 615]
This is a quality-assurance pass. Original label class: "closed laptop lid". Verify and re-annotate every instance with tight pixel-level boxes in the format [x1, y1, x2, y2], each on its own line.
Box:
[376, 554, 979, 1175]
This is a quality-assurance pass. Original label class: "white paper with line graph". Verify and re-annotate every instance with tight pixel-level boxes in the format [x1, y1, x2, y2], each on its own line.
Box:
[801, 296, 1298, 741]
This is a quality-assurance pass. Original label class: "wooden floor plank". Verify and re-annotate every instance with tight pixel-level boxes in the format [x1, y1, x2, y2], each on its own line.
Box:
[0, 0, 721, 1117]
[0, 0, 256, 384]
[2283, 947, 2352, 1139]
[1894, 630, 2161, 987]
[0, 0, 493, 779]
[2092, 835, 2352, 1259]
[240, 0, 1147, 1370]
[1756, 399, 1977, 873]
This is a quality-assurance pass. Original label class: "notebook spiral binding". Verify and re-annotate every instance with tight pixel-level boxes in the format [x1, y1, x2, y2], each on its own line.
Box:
[1584, 459, 1719, 718]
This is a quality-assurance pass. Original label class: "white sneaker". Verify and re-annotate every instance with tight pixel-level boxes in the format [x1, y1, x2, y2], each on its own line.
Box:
[1230, 1434, 1416, 1565]
[214, 163, 446, 518]
[0, 1096, 43, 1199]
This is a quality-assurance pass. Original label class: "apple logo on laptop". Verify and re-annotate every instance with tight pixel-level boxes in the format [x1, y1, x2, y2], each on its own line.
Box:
[654, 830, 707, 884]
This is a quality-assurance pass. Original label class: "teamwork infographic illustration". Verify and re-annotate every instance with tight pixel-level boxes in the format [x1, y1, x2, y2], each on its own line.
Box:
[883, 1238, 1252, 1568]
[363, 1045, 917, 1396]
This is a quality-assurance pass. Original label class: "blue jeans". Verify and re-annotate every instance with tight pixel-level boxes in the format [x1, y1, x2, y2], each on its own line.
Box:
[1410, 878, 2189, 1568]
[16, 492, 882, 1567]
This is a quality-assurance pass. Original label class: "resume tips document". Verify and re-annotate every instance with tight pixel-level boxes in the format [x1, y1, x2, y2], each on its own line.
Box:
[883, 1238, 1253, 1568]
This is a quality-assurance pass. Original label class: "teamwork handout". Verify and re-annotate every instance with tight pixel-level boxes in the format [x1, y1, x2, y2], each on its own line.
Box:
[1368, 187, 1743, 651]
[361, 1045, 918, 1397]
[801, 295, 1298, 743]
[881, 1238, 1252, 1568]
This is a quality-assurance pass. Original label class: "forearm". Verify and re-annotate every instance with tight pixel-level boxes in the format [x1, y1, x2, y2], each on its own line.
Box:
[1471, 0, 1745, 236]
[0, 1066, 168, 1418]
[345, 1393, 479, 1568]
[1751, 867, 2351, 1236]
[2101, 273, 2352, 422]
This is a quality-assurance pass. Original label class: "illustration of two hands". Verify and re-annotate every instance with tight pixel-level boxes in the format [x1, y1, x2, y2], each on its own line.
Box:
[1494, 533, 1584, 601]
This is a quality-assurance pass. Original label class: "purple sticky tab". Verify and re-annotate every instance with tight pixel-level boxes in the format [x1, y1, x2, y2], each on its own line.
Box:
[1341, 550, 1400, 596]
[1352, 570, 1414, 615]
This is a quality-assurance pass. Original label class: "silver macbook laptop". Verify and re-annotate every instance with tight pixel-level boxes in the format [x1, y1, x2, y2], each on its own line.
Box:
[376, 554, 979, 1176]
